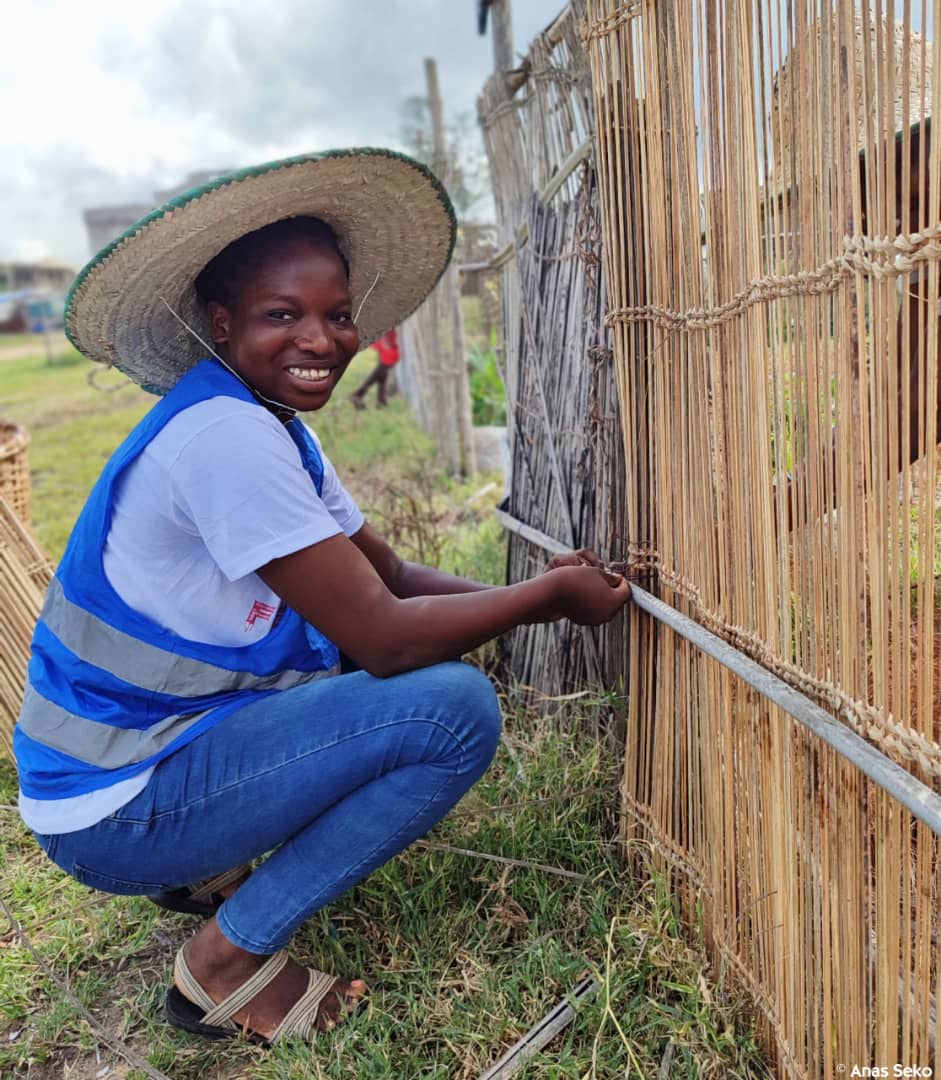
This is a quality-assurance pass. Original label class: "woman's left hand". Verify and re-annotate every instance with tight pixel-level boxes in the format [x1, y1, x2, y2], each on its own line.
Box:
[545, 548, 604, 572]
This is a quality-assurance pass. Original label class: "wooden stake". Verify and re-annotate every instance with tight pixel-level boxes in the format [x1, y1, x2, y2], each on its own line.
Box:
[490, 0, 515, 78]
[422, 56, 476, 477]
[424, 57, 448, 186]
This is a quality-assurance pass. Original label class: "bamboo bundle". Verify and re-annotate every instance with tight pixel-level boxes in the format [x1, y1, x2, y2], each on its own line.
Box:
[0, 496, 52, 757]
[502, 183, 624, 694]
[583, 0, 940, 1073]
[479, 5, 630, 697]
[0, 421, 32, 528]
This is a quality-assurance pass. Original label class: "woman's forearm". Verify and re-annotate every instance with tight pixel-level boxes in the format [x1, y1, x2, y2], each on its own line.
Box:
[391, 561, 494, 597]
[369, 576, 555, 675]
[259, 535, 630, 679]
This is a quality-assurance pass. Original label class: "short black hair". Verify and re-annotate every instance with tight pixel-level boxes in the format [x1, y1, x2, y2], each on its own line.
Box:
[194, 216, 349, 306]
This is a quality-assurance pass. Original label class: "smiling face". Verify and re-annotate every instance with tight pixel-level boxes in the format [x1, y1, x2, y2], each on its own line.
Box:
[206, 238, 361, 413]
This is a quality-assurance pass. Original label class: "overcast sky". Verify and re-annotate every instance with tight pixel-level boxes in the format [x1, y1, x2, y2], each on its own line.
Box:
[2, 1, 561, 268]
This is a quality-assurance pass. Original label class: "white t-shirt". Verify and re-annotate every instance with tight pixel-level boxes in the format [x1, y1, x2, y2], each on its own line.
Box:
[21, 396, 364, 834]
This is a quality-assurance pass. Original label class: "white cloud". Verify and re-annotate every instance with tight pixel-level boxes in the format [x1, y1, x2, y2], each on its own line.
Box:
[1, 0, 562, 266]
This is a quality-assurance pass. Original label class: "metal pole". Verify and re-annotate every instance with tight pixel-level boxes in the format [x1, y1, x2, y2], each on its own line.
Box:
[476, 978, 598, 1079]
[494, 509, 941, 837]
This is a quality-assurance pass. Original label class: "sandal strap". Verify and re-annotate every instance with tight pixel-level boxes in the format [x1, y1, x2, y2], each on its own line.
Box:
[173, 945, 288, 1030]
[188, 863, 251, 903]
[201, 951, 289, 1028]
[172, 945, 339, 1041]
[270, 969, 337, 1043]
[173, 948, 236, 1032]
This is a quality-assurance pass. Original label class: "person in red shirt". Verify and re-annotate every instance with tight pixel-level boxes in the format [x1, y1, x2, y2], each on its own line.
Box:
[351, 327, 399, 409]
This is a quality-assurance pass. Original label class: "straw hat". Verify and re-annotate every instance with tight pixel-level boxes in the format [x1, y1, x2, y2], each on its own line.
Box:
[66, 148, 457, 395]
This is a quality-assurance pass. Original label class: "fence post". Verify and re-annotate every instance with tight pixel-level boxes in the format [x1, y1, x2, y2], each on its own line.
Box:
[490, 0, 514, 83]
[424, 57, 477, 477]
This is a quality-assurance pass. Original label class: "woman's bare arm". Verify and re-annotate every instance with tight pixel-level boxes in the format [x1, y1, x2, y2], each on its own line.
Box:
[258, 531, 630, 678]
[350, 523, 493, 597]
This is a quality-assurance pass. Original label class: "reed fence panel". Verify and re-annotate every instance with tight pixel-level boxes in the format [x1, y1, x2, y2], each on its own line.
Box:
[582, 0, 940, 1072]
[479, 5, 629, 696]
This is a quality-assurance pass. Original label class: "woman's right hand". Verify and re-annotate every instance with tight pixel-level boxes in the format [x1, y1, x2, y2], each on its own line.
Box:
[543, 565, 632, 625]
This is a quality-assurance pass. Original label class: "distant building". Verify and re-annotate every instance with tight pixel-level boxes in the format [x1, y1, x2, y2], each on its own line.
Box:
[83, 169, 232, 254]
[0, 259, 74, 333]
[83, 204, 152, 256]
[0, 257, 74, 294]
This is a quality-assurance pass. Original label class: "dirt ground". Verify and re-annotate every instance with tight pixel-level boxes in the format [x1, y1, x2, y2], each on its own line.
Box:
[0, 334, 70, 361]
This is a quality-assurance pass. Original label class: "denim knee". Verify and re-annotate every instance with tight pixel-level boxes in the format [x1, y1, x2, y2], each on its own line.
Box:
[432, 661, 502, 776]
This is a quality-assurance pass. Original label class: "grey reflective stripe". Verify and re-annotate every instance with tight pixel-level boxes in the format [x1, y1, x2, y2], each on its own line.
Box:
[18, 684, 213, 768]
[41, 577, 334, 697]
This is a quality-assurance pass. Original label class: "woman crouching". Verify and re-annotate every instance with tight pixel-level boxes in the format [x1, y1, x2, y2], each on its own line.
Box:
[14, 150, 630, 1045]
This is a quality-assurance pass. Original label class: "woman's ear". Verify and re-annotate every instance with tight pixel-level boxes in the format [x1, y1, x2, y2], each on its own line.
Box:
[207, 301, 230, 346]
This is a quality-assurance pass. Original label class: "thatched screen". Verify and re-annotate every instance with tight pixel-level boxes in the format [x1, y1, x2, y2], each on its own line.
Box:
[478, 7, 629, 694]
[582, 0, 941, 1073]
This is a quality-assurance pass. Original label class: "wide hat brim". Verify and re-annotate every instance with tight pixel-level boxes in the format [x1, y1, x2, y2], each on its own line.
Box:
[65, 148, 457, 395]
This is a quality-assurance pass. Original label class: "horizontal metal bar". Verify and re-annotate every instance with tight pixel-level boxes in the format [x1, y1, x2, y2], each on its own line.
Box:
[477, 978, 599, 1079]
[629, 586, 941, 836]
[495, 509, 941, 836]
[496, 507, 569, 555]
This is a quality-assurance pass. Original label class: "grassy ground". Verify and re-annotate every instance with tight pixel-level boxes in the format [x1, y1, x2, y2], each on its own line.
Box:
[0, 702, 768, 1080]
[0, 348, 769, 1078]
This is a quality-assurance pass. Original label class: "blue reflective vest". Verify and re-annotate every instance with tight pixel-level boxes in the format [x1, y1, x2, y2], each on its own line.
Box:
[15, 360, 339, 801]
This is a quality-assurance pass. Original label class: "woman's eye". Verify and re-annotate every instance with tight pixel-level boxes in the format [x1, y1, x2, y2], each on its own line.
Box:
[333, 313, 354, 326]
[268, 310, 293, 321]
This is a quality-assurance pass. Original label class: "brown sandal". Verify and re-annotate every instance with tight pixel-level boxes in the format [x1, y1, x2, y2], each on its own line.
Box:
[149, 864, 251, 917]
[165, 946, 341, 1044]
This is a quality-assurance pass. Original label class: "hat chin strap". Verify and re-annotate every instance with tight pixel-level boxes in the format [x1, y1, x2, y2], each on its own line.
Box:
[158, 296, 297, 423]
[354, 271, 381, 325]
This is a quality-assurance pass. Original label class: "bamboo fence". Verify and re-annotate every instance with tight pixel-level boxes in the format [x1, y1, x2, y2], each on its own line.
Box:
[478, 6, 630, 695]
[577, 0, 941, 1073]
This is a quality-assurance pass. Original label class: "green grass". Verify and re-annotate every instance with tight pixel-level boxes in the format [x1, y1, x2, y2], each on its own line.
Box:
[0, 347, 769, 1077]
[0, 333, 62, 351]
[0, 699, 769, 1079]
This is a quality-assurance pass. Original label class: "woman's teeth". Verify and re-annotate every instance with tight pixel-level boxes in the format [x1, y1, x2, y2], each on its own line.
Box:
[287, 367, 331, 381]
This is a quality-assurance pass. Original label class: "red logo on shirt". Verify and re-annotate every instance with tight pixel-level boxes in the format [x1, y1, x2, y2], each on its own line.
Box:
[245, 600, 277, 631]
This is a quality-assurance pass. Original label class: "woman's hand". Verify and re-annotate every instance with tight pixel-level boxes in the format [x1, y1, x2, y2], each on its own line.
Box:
[543, 564, 631, 625]
[545, 547, 604, 572]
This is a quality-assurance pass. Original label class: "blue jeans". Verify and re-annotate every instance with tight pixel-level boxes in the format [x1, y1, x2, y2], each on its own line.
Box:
[36, 662, 501, 955]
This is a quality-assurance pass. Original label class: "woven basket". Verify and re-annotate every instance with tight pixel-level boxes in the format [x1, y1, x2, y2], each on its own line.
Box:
[0, 421, 31, 528]
[0, 496, 52, 759]
[771, 13, 933, 187]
